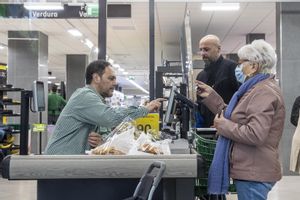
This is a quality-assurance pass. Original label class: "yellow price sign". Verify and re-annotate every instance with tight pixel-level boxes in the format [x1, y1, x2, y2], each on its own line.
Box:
[134, 113, 160, 133]
[2, 116, 7, 124]
[32, 123, 47, 132]
[0, 65, 7, 70]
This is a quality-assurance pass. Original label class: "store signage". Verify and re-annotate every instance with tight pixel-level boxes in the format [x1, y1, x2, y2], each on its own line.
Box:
[32, 123, 46, 132]
[87, 5, 99, 17]
[0, 3, 130, 19]
[128, 76, 135, 80]
[0, 65, 7, 70]
[134, 113, 160, 133]
[0, 4, 87, 19]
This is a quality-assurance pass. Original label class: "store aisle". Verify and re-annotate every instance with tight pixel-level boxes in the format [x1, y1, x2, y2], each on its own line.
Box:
[0, 176, 299, 200]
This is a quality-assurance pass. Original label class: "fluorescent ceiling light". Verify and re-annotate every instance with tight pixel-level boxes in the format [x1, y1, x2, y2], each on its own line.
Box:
[84, 38, 94, 49]
[24, 2, 64, 10]
[94, 47, 99, 53]
[0, 43, 7, 50]
[127, 79, 149, 94]
[108, 58, 114, 64]
[113, 64, 120, 69]
[48, 76, 56, 80]
[118, 68, 125, 72]
[123, 71, 129, 75]
[68, 29, 82, 37]
[202, 3, 240, 11]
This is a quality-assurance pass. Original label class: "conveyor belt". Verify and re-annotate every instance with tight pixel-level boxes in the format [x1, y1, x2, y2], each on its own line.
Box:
[2, 154, 204, 180]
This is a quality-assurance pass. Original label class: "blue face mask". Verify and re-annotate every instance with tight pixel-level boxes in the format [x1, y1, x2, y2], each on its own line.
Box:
[235, 64, 246, 83]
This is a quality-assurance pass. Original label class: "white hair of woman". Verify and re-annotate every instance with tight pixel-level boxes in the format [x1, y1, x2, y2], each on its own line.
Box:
[237, 39, 277, 74]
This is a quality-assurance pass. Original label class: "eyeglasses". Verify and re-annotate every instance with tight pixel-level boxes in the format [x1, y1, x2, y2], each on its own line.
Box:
[238, 59, 250, 65]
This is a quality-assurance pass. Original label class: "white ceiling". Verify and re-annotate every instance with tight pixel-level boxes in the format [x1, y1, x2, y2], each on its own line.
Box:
[0, 1, 276, 95]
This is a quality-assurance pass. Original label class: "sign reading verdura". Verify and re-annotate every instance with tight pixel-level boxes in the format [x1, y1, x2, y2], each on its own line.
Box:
[31, 11, 59, 18]
[0, 4, 130, 19]
[0, 3, 95, 18]
[27, 4, 90, 18]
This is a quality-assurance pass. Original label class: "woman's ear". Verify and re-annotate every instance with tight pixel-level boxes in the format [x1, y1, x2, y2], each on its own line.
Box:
[252, 63, 259, 72]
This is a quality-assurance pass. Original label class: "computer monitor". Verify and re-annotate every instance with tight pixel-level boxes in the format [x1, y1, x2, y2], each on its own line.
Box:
[164, 85, 177, 124]
[174, 91, 198, 109]
[32, 81, 45, 112]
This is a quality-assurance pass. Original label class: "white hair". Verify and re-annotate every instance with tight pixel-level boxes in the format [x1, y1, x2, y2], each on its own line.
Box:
[237, 39, 277, 74]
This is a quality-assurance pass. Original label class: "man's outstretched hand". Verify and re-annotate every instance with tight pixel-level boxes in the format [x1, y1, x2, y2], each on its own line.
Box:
[145, 98, 166, 112]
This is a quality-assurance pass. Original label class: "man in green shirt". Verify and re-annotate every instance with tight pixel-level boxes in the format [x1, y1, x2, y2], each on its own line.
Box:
[45, 60, 163, 155]
[48, 84, 67, 124]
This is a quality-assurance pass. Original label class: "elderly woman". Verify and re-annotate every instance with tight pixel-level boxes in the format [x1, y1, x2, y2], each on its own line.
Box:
[196, 39, 285, 200]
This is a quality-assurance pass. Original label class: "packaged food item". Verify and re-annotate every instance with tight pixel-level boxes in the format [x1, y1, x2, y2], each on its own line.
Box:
[90, 117, 171, 156]
[136, 132, 162, 155]
[102, 117, 135, 142]
[140, 143, 160, 155]
[91, 146, 124, 155]
[92, 126, 135, 155]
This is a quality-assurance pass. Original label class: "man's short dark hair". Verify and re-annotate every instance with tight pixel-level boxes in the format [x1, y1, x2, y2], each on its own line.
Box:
[85, 60, 111, 84]
[51, 84, 58, 93]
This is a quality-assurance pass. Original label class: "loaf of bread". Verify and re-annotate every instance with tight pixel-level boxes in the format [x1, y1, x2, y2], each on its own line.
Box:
[91, 146, 125, 155]
[140, 143, 160, 155]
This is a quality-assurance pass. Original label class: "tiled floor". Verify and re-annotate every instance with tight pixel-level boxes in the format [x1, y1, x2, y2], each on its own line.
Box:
[0, 176, 299, 199]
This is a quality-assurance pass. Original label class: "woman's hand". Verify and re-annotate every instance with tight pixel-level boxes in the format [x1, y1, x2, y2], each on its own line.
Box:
[195, 80, 214, 98]
[213, 110, 226, 131]
[88, 132, 103, 148]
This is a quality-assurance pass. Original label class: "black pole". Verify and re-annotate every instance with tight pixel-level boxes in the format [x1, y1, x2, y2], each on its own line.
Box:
[39, 112, 42, 154]
[149, 0, 155, 100]
[98, 0, 107, 60]
[181, 105, 189, 139]
[20, 90, 31, 155]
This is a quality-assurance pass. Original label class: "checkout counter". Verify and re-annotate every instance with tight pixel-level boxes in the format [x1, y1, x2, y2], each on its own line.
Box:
[1, 139, 205, 200]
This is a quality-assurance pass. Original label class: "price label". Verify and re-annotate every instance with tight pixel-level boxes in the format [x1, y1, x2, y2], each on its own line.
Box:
[2, 117, 7, 124]
[0, 65, 7, 70]
[32, 123, 46, 132]
[134, 113, 159, 133]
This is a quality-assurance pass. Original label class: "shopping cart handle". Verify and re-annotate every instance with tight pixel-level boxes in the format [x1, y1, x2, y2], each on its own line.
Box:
[151, 161, 166, 169]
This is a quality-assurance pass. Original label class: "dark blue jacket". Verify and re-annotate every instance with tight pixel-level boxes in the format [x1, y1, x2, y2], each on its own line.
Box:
[196, 55, 240, 127]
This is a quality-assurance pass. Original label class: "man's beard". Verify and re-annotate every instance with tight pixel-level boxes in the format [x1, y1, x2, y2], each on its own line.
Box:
[204, 56, 218, 66]
[203, 59, 211, 66]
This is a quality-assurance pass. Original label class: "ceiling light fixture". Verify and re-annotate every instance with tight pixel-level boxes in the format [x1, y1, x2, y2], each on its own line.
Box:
[127, 79, 149, 94]
[68, 29, 82, 37]
[24, 2, 64, 10]
[0, 43, 7, 50]
[113, 64, 120, 69]
[94, 48, 99, 53]
[84, 38, 93, 49]
[108, 58, 114, 64]
[48, 76, 56, 80]
[201, 3, 240, 11]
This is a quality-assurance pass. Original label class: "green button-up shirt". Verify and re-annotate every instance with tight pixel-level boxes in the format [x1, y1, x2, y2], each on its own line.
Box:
[44, 86, 148, 155]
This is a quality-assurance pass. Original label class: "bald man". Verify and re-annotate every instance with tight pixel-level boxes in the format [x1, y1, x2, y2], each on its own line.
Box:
[196, 35, 240, 128]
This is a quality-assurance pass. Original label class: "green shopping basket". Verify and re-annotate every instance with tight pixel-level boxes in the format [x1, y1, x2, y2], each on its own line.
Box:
[194, 133, 236, 197]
